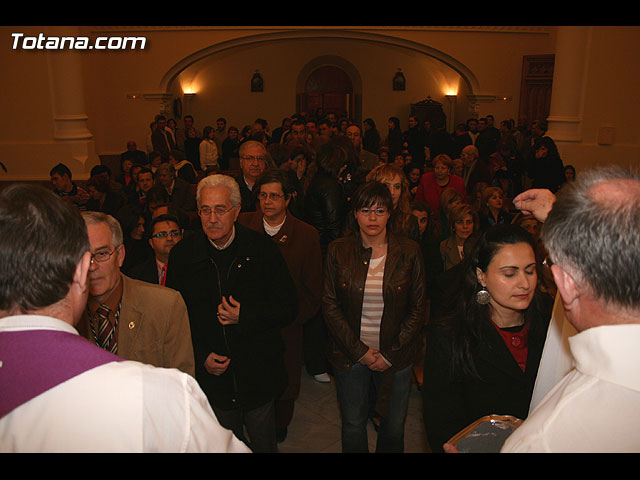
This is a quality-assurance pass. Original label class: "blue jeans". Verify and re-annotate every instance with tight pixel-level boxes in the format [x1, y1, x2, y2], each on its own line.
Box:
[334, 363, 413, 453]
[212, 399, 277, 453]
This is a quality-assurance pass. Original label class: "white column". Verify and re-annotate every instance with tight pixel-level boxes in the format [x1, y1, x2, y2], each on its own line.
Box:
[546, 26, 592, 142]
[45, 26, 93, 141]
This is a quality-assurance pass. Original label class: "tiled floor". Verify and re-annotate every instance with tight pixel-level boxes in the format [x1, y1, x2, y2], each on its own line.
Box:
[277, 370, 432, 453]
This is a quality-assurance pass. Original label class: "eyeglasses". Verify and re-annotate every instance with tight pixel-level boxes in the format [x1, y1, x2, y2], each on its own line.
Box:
[90, 249, 118, 265]
[257, 192, 288, 201]
[357, 207, 389, 217]
[240, 155, 266, 163]
[198, 205, 236, 217]
[151, 230, 183, 239]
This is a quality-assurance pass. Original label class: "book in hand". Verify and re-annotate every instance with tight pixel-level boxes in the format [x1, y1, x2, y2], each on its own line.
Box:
[447, 415, 523, 453]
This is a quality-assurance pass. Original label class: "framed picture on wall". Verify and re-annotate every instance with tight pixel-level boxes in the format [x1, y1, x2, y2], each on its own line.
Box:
[251, 70, 264, 92]
[393, 69, 406, 91]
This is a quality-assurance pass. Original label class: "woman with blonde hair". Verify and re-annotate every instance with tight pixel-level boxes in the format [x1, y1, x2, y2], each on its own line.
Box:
[440, 203, 479, 271]
[366, 163, 419, 242]
[479, 186, 513, 231]
[436, 187, 465, 241]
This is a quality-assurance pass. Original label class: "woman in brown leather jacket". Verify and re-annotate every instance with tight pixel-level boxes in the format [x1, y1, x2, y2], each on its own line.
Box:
[322, 180, 427, 453]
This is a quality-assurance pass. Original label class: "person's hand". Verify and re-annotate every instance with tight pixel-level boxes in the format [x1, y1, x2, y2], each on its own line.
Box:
[204, 352, 230, 375]
[217, 295, 240, 325]
[513, 188, 556, 222]
[367, 354, 390, 372]
[443, 442, 460, 453]
[359, 348, 379, 367]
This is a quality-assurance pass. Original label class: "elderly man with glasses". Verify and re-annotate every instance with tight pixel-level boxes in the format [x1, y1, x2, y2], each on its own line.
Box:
[166, 173, 298, 453]
[234, 140, 271, 212]
[76, 211, 195, 377]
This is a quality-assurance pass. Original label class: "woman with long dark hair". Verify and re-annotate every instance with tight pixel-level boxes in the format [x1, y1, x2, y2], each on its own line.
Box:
[362, 118, 381, 154]
[303, 140, 350, 257]
[531, 136, 565, 193]
[386, 116, 404, 159]
[323, 181, 426, 453]
[423, 223, 552, 452]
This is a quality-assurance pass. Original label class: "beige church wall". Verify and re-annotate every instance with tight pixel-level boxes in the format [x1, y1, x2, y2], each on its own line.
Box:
[3, 26, 638, 182]
[1, 26, 556, 180]
[551, 26, 640, 173]
[83, 27, 556, 156]
[170, 36, 470, 140]
[0, 26, 100, 180]
[380, 26, 557, 123]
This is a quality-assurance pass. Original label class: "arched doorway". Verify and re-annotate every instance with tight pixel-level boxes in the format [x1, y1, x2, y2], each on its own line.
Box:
[300, 66, 354, 119]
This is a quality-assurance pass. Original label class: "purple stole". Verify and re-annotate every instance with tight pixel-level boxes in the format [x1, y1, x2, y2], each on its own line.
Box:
[0, 329, 123, 418]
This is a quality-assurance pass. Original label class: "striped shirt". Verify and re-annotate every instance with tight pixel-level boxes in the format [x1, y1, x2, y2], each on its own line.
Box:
[360, 255, 386, 350]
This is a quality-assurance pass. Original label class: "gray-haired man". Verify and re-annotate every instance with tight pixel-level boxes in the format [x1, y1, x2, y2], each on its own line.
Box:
[500, 166, 640, 453]
[166, 174, 298, 453]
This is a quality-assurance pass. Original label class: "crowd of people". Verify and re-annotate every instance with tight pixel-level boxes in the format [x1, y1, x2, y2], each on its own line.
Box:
[3, 107, 638, 454]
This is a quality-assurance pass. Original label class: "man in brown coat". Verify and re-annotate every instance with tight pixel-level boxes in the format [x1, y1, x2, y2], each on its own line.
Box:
[77, 211, 195, 377]
[238, 169, 323, 443]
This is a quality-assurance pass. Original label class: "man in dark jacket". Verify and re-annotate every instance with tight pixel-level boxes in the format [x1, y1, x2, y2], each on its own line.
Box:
[234, 140, 268, 212]
[165, 174, 298, 453]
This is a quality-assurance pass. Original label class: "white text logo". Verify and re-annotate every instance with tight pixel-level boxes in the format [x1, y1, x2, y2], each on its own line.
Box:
[11, 33, 147, 50]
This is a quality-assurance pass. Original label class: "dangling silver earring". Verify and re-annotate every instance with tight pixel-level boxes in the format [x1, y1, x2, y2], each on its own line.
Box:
[476, 286, 491, 305]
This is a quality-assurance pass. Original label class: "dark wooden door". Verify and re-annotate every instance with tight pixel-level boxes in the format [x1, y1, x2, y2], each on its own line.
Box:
[519, 55, 555, 125]
[301, 66, 353, 118]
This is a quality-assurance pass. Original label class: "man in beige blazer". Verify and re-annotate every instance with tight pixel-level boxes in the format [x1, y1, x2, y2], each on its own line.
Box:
[77, 211, 195, 377]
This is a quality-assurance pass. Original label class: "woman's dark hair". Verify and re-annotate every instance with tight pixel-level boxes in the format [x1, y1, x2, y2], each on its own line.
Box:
[345, 180, 393, 237]
[351, 180, 393, 213]
[533, 136, 560, 157]
[314, 139, 350, 178]
[202, 125, 214, 138]
[388, 117, 401, 130]
[146, 185, 170, 206]
[87, 173, 111, 194]
[437, 223, 546, 379]
[0, 184, 89, 313]
[266, 143, 290, 168]
[253, 168, 296, 198]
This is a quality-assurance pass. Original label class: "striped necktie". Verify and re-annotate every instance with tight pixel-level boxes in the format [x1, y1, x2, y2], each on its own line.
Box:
[96, 303, 117, 354]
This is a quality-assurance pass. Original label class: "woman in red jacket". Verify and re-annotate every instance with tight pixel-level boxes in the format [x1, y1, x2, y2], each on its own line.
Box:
[414, 154, 466, 215]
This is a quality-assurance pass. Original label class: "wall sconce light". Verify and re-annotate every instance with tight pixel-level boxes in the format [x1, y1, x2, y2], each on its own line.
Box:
[183, 92, 196, 113]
